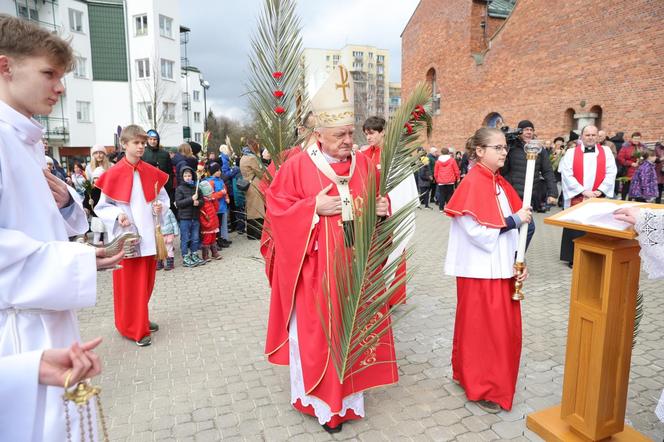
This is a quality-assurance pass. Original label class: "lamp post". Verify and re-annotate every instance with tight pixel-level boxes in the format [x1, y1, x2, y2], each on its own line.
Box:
[200, 78, 210, 131]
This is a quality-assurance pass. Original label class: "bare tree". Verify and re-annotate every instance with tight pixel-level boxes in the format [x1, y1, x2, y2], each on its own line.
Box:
[136, 56, 180, 139]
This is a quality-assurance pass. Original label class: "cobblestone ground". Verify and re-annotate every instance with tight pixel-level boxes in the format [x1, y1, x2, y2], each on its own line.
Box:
[79, 208, 664, 441]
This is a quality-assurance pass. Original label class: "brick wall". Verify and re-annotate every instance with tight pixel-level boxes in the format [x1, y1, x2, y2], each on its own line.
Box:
[401, 0, 664, 149]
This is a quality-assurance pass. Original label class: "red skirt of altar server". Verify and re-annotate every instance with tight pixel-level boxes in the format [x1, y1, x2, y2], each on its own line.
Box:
[292, 399, 362, 428]
[452, 277, 522, 411]
[112, 256, 156, 340]
[388, 254, 407, 306]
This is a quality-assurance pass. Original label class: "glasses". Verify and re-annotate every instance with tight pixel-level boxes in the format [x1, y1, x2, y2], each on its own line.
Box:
[481, 144, 508, 152]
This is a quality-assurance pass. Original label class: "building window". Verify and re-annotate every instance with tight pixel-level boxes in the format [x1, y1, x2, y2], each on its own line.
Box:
[162, 102, 176, 122]
[193, 90, 200, 101]
[352, 51, 364, 58]
[69, 9, 84, 33]
[194, 112, 201, 123]
[160, 59, 174, 80]
[76, 101, 91, 123]
[139, 102, 153, 122]
[377, 55, 385, 63]
[74, 57, 87, 79]
[159, 15, 173, 38]
[194, 132, 202, 143]
[136, 58, 150, 79]
[353, 61, 363, 69]
[134, 14, 148, 36]
[18, 5, 38, 20]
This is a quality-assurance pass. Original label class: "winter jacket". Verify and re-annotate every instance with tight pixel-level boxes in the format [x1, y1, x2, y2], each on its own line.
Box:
[161, 209, 180, 236]
[199, 197, 220, 233]
[220, 152, 240, 180]
[174, 167, 201, 220]
[616, 142, 645, 178]
[501, 138, 557, 199]
[142, 147, 174, 192]
[207, 176, 229, 213]
[434, 155, 460, 185]
[417, 163, 432, 188]
[629, 161, 658, 200]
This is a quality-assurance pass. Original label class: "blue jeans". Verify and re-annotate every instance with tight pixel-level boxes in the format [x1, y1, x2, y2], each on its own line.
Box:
[217, 212, 229, 241]
[179, 219, 200, 255]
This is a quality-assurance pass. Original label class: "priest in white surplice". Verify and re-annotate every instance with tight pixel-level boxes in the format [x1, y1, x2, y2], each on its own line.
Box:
[0, 15, 124, 442]
[559, 125, 616, 265]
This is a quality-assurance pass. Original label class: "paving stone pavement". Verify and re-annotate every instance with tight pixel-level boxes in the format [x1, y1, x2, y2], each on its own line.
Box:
[79, 208, 664, 441]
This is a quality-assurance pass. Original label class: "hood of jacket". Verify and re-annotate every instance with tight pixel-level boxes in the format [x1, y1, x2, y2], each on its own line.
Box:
[437, 154, 452, 163]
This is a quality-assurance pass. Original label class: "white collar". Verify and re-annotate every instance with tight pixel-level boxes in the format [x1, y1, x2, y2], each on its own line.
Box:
[322, 151, 350, 164]
[0, 100, 45, 145]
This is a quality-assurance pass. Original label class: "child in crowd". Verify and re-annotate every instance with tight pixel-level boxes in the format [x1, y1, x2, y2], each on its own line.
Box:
[82, 166, 106, 245]
[198, 181, 222, 261]
[175, 165, 205, 267]
[207, 162, 232, 248]
[628, 149, 658, 202]
[157, 207, 179, 271]
[444, 127, 532, 413]
[434, 147, 460, 212]
[95, 124, 170, 347]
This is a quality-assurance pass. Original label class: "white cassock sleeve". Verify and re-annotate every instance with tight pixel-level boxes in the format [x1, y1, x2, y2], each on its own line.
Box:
[60, 186, 90, 237]
[455, 215, 500, 253]
[94, 193, 126, 239]
[0, 227, 97, 310]
[597, 146, 617, 198]
[0, 351, 42, 441]
[560, 149, 585, 202]
[157, 186, 171, 225]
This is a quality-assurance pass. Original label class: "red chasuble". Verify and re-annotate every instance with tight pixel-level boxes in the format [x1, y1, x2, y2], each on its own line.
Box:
[95, 157, 169, 203]
[259, 146, 305, 285]
[264, 151, 398, 413]
[359, 145, 407, 306]
[444, 162, 522, 227]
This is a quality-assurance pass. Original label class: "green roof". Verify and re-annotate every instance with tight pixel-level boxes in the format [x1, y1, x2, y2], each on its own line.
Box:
[488, 0, 516, 19]
[88, 2, 128, 81]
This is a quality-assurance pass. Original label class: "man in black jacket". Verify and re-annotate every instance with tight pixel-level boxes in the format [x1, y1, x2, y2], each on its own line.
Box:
[501, 120, 558, 246]
[142, 129, 174, 201]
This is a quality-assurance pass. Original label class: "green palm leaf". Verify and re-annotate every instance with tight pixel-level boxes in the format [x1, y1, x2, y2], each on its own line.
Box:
[319, 83, 432, 382]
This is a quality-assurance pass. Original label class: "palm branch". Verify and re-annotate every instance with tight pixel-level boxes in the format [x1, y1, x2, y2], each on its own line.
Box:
[245, 0, 305, 176]
[319, 83, 432, 382]
[632, 290, 644, 348]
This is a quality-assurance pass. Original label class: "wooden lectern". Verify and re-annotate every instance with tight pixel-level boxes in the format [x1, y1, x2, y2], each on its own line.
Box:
[527, 200, 655, 441]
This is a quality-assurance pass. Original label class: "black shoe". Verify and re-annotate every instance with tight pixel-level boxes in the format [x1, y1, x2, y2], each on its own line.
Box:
[135, 336, 152, 347]
[220, 242, 230, 248]
[567, 262, 573, 269]
[223, 239, 233, 245]
[149, 321, 159, 332]
[237, 231, 245, 235]
[322, 423, 342, 434]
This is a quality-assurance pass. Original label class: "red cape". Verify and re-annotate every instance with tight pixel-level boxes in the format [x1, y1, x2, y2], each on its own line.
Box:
[264, 151, 398, 412]
[573, 144, 606, 191]
[95, 158, 169, 203]
[444, 162, 522, 227]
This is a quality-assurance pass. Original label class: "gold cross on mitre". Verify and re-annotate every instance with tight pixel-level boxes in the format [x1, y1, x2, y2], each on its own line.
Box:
[335, 66, 350, 103]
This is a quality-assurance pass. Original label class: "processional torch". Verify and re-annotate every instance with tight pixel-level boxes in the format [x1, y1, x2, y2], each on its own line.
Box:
[512, 139, 543, 301]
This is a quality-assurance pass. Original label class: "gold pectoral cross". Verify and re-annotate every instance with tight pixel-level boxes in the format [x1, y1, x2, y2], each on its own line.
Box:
[335, 66, 350, 103]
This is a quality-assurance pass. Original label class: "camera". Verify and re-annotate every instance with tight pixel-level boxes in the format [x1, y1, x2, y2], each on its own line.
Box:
[501, 126, 523, 145]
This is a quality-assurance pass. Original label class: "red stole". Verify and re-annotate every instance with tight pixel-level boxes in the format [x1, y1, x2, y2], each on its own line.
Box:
[444, 162, 522, 227]
[95, 158, 168, 203]
[264, 151, 398, 412]
[572, 144, 606, 191]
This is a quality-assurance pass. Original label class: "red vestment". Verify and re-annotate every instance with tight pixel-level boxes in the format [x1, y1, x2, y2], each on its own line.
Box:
[360, 145, 407, 306]
[95, 157, 168, 203]
[445, 163, 523, 411]
[264, 150, 398, 421]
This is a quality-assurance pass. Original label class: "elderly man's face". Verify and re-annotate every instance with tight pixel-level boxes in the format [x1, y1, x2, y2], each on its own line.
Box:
[581, 126, 598, 146]
[316, 125, 354, 160]
[520, 127, 534, 142]
[598, 130, 607, 142]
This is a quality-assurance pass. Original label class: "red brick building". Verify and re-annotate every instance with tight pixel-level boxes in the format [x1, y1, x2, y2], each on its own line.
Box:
[401, 0, 664, 148]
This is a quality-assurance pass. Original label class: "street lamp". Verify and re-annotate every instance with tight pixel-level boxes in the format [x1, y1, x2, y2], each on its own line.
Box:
[200, 78, 210, 131]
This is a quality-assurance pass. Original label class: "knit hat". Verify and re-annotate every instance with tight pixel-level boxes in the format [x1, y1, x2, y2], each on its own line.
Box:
[45, 156, 54, 164]
[146, 129, 160, 148]
[198, 180, 213, 196]
[92, 166, 105, 179]
[166, 146, 178, 153]
[517, 120, 534, 130]
[209, 162, 221, 175]
[90, 144, 106, 155]
[420, 156, 430, 166]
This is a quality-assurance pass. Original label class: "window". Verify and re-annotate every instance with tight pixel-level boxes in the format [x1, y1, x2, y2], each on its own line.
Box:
[369, 52, 374, 59]
[139, 102, 153, 122]
[194, 112, 201, 123]
[162, 102, 176, 122]
[76, 101, 91, 123]
[193, 90, 200, 101]
[352, 51, 364, 58]
[74, 57, 87, 78]
[159, 15, 173, 38]
[136, 58, 150, 79]
[18, 5, 38, 20]
[160, 59, 174, 80]
[194, 133, 202, 143]
[134, 14, 148, 36]
[69, 9, 84, 33]
[377, 55, 385, 63]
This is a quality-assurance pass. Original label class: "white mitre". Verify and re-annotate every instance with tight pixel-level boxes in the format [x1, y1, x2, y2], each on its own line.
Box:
[310, 65, 354, 128]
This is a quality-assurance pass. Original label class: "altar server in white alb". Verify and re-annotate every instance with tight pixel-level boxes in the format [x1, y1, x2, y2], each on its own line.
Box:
[559, 125, 616, 266]
[0, 14, 124, 442]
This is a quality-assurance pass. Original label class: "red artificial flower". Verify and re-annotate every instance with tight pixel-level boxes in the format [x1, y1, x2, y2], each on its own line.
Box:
[272, 71, 284, 79]
[404, 122, 414, 134]
[273, 90, 285, 99]
[274, 106, 285, 115]
[415, 105, 425, 115]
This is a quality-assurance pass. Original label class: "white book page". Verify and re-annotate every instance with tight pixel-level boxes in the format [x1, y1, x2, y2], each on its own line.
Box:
[557, 202, 643, 230]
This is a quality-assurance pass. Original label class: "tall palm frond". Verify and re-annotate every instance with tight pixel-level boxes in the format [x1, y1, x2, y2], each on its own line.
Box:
[319, 83, 432, 382]
[245, 0, 305, 176]
[632, 290, 644, 348]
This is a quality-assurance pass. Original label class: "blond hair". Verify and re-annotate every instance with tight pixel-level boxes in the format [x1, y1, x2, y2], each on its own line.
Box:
[465, 127, 504, 162]
[178, 143, 194, 157]
[89, 154, 110, 171]
[0, 15, 75, 72]
[120, 125, 147, 145]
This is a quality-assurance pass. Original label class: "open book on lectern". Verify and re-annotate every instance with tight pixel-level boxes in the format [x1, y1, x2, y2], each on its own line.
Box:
[556, 201, 644, 231]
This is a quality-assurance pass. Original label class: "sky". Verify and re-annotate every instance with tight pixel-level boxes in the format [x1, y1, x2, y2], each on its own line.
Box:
[180, 0, 420, 121]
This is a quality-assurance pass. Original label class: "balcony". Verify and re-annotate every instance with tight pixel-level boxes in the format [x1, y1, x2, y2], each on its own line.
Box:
[35, 116, 69, 141]
[14, 0, 59, 31]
